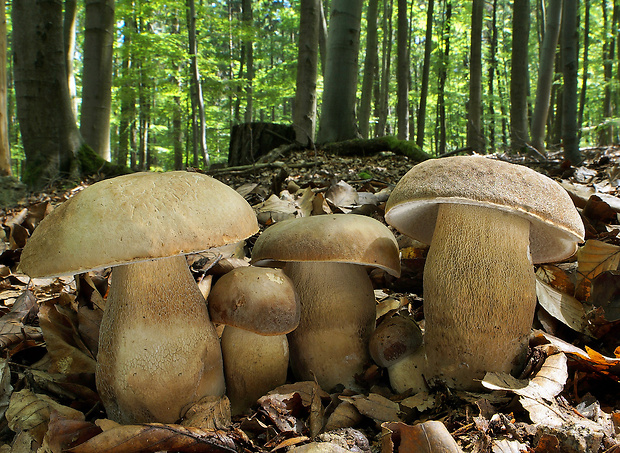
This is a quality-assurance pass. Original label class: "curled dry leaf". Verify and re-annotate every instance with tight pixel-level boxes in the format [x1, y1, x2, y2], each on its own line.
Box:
[43, 410, 103, 453]
[339, 393, 400, 426]
[535, 278, 587, 333]
[323, 401, 363, 432]
[590, 270, 620, 321]
[0, 290, 43, 354]
[491, 438, 529, 453]
[381, 421, 462, 453]
[325, 180, 359, 212]
[67, 423, 240, 453]
[575, 239, 620, 301]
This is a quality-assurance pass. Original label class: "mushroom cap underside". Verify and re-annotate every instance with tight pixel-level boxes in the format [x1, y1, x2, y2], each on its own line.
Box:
[19, 171, 259, 277]
[385, 156, 585, 264]
[250, 214, 401, 277]
[209, 266, 300, 335]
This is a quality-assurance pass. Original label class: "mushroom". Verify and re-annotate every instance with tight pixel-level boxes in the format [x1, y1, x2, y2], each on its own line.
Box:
[369, 315, 427, 394]
[208, 266, 300, 415]
[18, 171, 259, 423]
[385, 156, 585, 389]
[251, 214, 401, 391]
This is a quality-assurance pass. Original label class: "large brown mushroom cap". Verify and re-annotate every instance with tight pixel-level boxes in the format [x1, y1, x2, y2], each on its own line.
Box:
[19, 171, 259, 277]
[251, 214, 401, 277]
[209, 266, 300, 335]
[385, 156, 585, 263]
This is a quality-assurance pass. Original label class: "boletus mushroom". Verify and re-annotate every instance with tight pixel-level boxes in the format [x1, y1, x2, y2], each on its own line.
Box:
[208, 266, 300, 415]
[385, 156, 585, 389]
[18, 171, 259, 423]
[251, 214, 401, 391]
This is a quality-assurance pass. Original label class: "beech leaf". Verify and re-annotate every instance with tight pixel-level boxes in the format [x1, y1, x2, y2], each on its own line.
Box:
[535, 278, 587, 333]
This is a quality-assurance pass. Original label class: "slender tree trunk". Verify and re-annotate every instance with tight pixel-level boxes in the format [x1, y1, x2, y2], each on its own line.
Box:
[358, 0, 379, 139]
[375, 0, 393, 137]
[531, 0, 562, 154]
[600, 0, 615, 145]
[487, 0, 498, 151]
[467, 0, 484, 151]
[80, 0, 115, 161]
[63, 0, 78, 119]
[242, 0, 254, 123]
[0, 4, 9, 176]
[396, 0, 409, 140]
[13, 0, 83, 189]
[187, 0, 209, 166]
[416, 0, 434, 149]
[117, 14, 135, 168]
[577, 0, 590, 133]
[317, 0, 363, 143]
[510, 0, 530, 153]
[561, 0, 582, 164]
[293, 0, 320, 145]
[318, 0, 328, 75]
[436, 0, 451, 155]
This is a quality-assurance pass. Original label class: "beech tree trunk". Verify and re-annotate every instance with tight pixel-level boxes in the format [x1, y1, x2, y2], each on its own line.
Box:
[600, 0, 615, 145]
[13, 0, 83, 189]
[0, 5, 10, 176]
[80, 0, 115, 161]
[510, 0, 531, 153]
[375, 0, 393, 137]
[358, 0, 379, 139]
[436, 0, 451, 155]
[293, 0, 320, 145]
[467, 0, 484, 152]
[317, 0, 363, 143]
[63, 0, 78, 119]
[531, 0, 562, 154]
[561, 0, 582, 164]
[416, 0, 434, 149]
[242, 0, 254, 124]
[487, 0, 498, 150]
[396, 0, 409, 140]
[578, 0, 590, 131]
[117, 15, 136, 167]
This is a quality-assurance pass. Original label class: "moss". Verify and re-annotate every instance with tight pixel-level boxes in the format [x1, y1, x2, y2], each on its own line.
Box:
[77, 144, 132, 179]
[322, 137, 432, 162]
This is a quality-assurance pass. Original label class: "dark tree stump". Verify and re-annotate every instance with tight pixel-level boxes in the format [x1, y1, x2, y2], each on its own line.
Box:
[228, 122, 296, 166]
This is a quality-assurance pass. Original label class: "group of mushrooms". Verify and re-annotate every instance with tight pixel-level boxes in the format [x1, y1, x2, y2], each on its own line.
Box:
[17, 156, 585, 425]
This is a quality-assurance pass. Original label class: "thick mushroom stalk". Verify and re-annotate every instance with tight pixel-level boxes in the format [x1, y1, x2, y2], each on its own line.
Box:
[284, 261, 375, 391]
[96, 255, 225, 424]
[423, 203, 535, 389]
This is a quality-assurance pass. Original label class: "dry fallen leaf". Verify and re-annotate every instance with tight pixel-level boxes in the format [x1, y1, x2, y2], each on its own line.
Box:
[0, 290, 43, 354]
[67, 423, 240, 453]
[381, 420, 462, 453]
[575, 239, 620, 300]
[535, 278, 587, 333]
[339, 393, 400, 425]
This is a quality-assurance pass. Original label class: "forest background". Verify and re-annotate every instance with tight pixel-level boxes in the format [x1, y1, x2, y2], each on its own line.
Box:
[1, 0, 619, 189]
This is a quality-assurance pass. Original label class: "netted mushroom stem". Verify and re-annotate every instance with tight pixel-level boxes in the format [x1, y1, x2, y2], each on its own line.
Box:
[96, 255, 225, 424]
[423, 203, 536, 390]
[284, 261, 376, 391]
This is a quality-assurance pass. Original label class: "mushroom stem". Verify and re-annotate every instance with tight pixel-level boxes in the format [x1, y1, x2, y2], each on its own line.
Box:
[423, 203, 536, 389]
[221, 326, 289, 415]
[96, 255, 225, 424]
[284, 261, 375, 391]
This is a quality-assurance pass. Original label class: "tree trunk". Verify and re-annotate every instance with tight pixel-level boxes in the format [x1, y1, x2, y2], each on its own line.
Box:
[577, 0, 590, 132]
[467, 0, 484, 152]
[13, 0, 83, 189]
[416, 0, 434, 149]
[531, 0, 562, 154]
[80, 0, 115, 161]
[436, 0, 451, 155]
[487, 0, 498, 150]
[358, 0, 379, 139]
[375, 0, 393, 137]
[600, 0, 615, 145]
[242, 0, 254, 124]
[117, 14, 136, 168]
[63, 0, 78, 119]
[396, 0, 409, 140]
[293, 0, 320, 145]
[187, 0, 209, 167]
[510, 0, 530, 153]
[561, 0, 582, 164]
[0, 4, 10, 176]
[317, 0, 363, 143]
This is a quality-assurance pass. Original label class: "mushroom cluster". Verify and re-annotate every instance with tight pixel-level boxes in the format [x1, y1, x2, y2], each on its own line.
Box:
[208, 266, 300, 415]
[18, 171, 258, 423]
[251, 214, 401, 391]
[385, 156, 585, 390]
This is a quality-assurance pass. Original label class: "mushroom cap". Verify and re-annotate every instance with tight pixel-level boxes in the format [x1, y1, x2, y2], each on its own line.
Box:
[19, 171, 259, 277]
[250, 214, 401, 277]
[369, 315, 423, 368]
[209, 266, 300, 335]
[385, 156, 585, 264]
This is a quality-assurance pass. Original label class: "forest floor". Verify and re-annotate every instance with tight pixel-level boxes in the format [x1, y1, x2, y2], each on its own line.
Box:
[0, 146, 619, 452]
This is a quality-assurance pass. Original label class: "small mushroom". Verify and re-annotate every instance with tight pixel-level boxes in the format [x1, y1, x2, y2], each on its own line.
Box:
[208, 266, 300, 415]
[385, 156, 585, 389]
[251, 214, 401, 391]
[369, 315, 427, 394]
[18, 171, 258, 423]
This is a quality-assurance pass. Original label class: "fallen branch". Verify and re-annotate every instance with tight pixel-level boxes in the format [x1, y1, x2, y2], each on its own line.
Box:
[205, 161, 318, 176]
